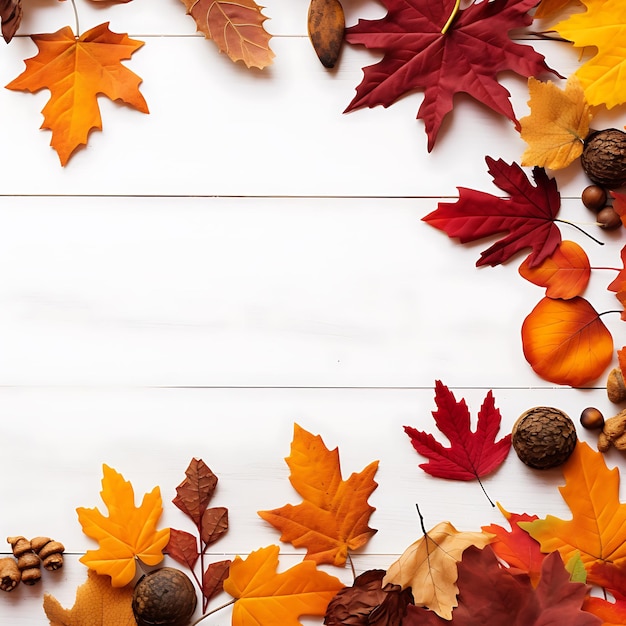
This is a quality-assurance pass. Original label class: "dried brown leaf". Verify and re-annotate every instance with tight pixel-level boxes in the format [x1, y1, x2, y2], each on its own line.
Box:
[201, 506, 229, 545]
[173, 458, 218, 526]
[202, 559, 231, 602]
[166, 528, 199, 569]
[0, 0, 21, 43]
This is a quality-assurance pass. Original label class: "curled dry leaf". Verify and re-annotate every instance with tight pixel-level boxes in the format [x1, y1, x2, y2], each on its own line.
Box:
[179, 0, 274, 69]
[518, 240, 591, 300]
[521, 296, 613, 387]
[519, 76, 592, 170]
[0, 0, 20, 43]
[324, 569, 413, 626]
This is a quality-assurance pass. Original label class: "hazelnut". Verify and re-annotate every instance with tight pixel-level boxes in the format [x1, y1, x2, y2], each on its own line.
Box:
[580, 407, 604, 430]
[607, 368, 626, 403]
[581, 185, 607, 212]
[596, 207, 622, 230]
[512, 407, 577, 469]
[581, 129, 626, 188]
[132, 567, 197, 626]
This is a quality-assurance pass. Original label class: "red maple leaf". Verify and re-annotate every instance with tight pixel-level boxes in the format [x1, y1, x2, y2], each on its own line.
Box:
[422, 157, 562, 267]
[405, 546, 601, 626]
[404, 380, 511, 504]
[344, 0, 557, 151]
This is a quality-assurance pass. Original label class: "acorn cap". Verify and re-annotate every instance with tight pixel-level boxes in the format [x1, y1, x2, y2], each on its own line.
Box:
[512, 407, 577, 469]
[132, 567, 197, 626]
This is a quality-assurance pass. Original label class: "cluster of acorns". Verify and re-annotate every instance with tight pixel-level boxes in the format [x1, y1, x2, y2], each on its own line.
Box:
[580, 128, 626, 230]
[0, 536, 64, 592]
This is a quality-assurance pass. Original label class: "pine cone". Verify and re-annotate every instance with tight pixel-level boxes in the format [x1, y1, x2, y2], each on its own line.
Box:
[581, 129, 626, 188]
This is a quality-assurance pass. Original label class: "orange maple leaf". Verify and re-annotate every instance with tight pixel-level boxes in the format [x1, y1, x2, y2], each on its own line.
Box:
[521, 296, 613, 386]
[223, 544, 344, 626]
[76, 464, 170, 587]
[6, 22, 148, 165]
[533, 0, 581, 20]
[43, 568, 136, 625]
[520, 442, 626, 583]
[518, 240, 590, 299]
[179, 0, 274, 69]
[258, 423, 378, 566]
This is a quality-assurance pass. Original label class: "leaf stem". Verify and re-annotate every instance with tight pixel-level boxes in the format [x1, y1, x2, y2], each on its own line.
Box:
[416, 503, 427, 535]
[190, 598, 236, 626]
[598, 310, 622, 318]
[590, 267, 619, 272]
[475, 475, 495, 508]
[347, 552, 356, 581]
[441, 0, 461, 35]
[69, 0, 80, 36]
[555, 219, 605, 246]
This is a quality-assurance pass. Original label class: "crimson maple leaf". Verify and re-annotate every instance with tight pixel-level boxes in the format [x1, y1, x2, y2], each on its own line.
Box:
[422, 157, 562, 267]
[404, 380, 511, 505]
[344, 0, 557, 151]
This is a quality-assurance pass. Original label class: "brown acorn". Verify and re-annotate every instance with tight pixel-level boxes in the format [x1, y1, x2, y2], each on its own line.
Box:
[307, 0, 345, 68]
[581, 129, 626, 188]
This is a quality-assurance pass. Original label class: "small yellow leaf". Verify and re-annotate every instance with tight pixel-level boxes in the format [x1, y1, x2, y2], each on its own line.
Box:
[383, 521, 493, 619]
[76, 464, 170, 587]
[43, 568, 136, 626]
[520, 76, 592, 170]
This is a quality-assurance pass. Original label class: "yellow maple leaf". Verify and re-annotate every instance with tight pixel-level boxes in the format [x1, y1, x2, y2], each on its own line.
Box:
[520, 441, 626, 582]
[223, 544, 344, 626]
[383, 520, 493, 620]
[43, 568, 136, 626]
[5, 22, 148, 165]
[76, 464, 170, 587]
[258, 423, 379, 566]
[519, 76, 592, 169]
[533, 0, 581, 20]
[555, 0, 626, 109]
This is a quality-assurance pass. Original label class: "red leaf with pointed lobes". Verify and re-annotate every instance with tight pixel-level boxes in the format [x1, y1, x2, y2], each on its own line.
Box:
[344, 0, 558, 151]
[423, 158, 561, 267]
[404, 381, 510, 503]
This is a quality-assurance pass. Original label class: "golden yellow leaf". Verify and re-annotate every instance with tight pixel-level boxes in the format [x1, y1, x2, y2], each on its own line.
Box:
[519, 76, 592, 169]
[555, 0, 626, 109]
[76, 464, 170, 587]
[43, 568, 135, 626]
[383, 520, 493, 620]
[533, 0, 580, 20]
[223, 544, 344, 626]
[5, 23, 148, 165]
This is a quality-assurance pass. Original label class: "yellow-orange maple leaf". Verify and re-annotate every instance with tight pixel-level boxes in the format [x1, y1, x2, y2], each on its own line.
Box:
[6, 22, 148, 165]
[180, 0, 274, 69]
[76, 464, 170, 587]
[520, 442, 626, 585]
[258, 423, 378, 566]
[520, 76, 592, 170]
[383, 521, 493, 619]
[533, 0, 581, 20]
[223, 544, 344, 626]
[555, 0, 626, 109]
[43, 568, 136, 626]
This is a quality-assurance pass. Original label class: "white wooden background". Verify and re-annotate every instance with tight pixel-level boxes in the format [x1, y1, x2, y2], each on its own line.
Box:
[0, 0, 625, 623]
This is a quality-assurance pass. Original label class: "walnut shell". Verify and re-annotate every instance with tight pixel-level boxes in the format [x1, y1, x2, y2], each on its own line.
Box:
[132, 567, 197, 626]
[512, 407, 577, 469]
[581, 129, 626, 188]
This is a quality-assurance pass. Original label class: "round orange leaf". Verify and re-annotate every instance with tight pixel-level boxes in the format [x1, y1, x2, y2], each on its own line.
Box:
[519, 240, 590, 299]
[522, 296, 613, 387]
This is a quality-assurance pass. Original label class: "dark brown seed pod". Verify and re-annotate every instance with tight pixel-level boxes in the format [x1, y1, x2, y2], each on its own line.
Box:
[307, 0, 345, 68]
[512, 407, 577, 469]
[132, 567, 197, 626]
[581, 129, 626, 188]
[581, 185, 607, 212]
[580, 407, 604, 430]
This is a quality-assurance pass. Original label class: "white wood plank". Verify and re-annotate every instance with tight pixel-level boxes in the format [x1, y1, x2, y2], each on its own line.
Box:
[0, 37, 622, 197]
[0, 196, 620, 388]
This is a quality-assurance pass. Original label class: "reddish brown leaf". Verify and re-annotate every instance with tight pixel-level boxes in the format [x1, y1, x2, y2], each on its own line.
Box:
[173, 458, 218, 526]
[423, 158, 562, 267]
[588, 561, 626, 599]
[522, 296, 614, 386]
[0, 0, 20, 42]
[345, 0, 557, 151]
[519, 240, 590, 299]
[202, 559, 231, 602]
[166, 528, 199, 570]
[404, 381, 510, 503]
[201, 506, 228, 546]
[612, 191, 626, 227]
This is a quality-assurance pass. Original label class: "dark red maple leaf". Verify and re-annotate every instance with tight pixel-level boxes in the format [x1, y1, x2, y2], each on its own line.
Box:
[344, 0, 557, 151]
[405, 546, 601, 626]
[422, 157, 562, 267]
[404, 380, 511, 505]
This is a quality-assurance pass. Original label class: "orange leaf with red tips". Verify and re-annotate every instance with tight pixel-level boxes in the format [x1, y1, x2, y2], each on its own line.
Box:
[5, 23, 148, 165]
[612, 191, 626, 227]
[258, 423, 378, 566]
[519, 240, 590, 299]
[521, 296, 613, 386]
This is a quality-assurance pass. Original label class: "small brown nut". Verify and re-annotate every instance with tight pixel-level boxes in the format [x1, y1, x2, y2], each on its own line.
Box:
[512, 407, 577, 469]
[581, 185, 607, 212]
[580, 407, 604, 430]
[596, 207, 622, 230]
[132, 567, 197, 626]
[581, 128, 626, 188]
[607, 367, 626, 403]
